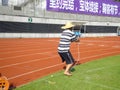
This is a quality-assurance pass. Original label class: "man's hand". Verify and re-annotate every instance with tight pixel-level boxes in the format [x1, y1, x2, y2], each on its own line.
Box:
[75, 37, 80, 42]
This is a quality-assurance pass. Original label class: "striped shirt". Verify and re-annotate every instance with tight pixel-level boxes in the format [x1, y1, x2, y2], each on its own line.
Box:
[58, 30, 78, 52]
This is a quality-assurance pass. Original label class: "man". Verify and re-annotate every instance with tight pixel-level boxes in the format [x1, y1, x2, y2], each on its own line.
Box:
[58, 22, 79, 76]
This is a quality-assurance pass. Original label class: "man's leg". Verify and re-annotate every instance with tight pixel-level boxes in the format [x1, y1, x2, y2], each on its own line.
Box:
[64, 63, 73, 75]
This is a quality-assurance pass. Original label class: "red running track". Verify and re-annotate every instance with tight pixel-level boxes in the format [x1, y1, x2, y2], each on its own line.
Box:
[0, 37, 120, 87]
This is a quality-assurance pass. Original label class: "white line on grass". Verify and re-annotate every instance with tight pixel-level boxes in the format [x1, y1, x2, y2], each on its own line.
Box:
[83, 79, 119, 90]
[71, 72, 120, 90]
[85, 64, 120, 73]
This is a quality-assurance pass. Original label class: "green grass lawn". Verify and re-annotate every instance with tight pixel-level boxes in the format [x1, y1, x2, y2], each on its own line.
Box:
[15, 55, 120, 90]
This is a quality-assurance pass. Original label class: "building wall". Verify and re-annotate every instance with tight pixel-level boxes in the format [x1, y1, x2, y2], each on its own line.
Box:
[0, 0, 120, 23]
[0, 0, 120, 38]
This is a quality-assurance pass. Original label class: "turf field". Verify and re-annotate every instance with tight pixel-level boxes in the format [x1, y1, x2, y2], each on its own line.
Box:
[15, 55, 120, 90]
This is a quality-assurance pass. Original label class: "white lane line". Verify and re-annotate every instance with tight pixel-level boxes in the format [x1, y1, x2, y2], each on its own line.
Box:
[0, 55, 57, 69]
[6, 51, 120, 80]
[80, 51, 120, 60]
[87, 44, 94, 46]
[0, 47, 77, 60]
[17, 64, 120, 89]
[0, 48, 119, 69]
[81, 48, 118, 53]
[0, 47, 55, 54]
[8, 63, 64, 80]
[0, 48, 117, 68]
[47, 40, 59, 42]
[99, 45, 105, 47]
[112, 46, 120, 48]
[0, 44, 115, 60]
[0, 40, 58, 51]
[0, 44, 47, 50]
[82, 40, 120, 43]
[16, 71, 63, 88]
[0, 51, 56, 60]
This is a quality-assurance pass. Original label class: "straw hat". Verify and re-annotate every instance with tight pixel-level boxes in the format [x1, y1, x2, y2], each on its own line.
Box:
[61, 22, 75, 29]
